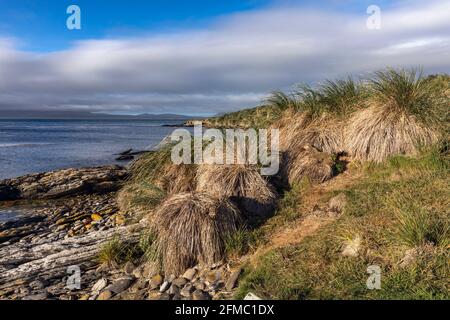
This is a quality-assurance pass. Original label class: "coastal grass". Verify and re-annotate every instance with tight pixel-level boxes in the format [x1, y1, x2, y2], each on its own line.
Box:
[139, 230, 159, 262]
[152, 192, 242, 275]
[202, 105, 282, 129]
[117, 182, 165, 217]
[265, 77, 363, 163]
[196, 163, 277, 224]
[284, 145, 336, 186]
[116, 68, 449, 297]
[287, 119, 343, 154]
[345, 68, 442, 162]
[98, 236, 143, 267]
[235, 148, 450, 300]
[128, 145, 197, 194]
[224, 226, 261, 259]
[294, 77, 364, 119]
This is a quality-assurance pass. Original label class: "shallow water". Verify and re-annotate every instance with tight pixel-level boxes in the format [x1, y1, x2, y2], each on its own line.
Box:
[0, 207, 24, 222]
[0, 119, 181, 179]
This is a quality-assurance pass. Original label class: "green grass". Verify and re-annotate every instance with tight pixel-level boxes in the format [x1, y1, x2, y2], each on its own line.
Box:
[266, 91, 302, 111]
[203, 105, 282, 129]
[199, 70, 448, 133]
[369, 68, 444, 127]
[98, 236, 143, 266]
[128, 144, 174, 183]
[139, 230, 159, 262]
[225, 226, 260, 258]
[295, 77, 365, 118]
[235, 149, 449, 300]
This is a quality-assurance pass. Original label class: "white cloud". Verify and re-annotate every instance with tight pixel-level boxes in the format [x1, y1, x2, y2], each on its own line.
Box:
[0, 0, 449, 114]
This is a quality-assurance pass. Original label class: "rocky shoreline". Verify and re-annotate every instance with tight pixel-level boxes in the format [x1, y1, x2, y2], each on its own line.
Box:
[0, 166, 242, 300]
[0, 165, 127, 201]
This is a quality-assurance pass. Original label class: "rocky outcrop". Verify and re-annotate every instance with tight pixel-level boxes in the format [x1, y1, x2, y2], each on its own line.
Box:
[0, 223, 141, 300]
[0, 193, 126, 245]
[0, 166, 128, 201]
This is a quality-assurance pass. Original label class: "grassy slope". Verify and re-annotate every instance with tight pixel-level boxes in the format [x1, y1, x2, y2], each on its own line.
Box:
[235, 149, 449, 300]
[116, 72, 449, 299]
[201, 105, 282, 129]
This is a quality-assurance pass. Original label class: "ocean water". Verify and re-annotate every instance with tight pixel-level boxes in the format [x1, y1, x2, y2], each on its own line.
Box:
[0, 119, 181, 179]
[0, 207, 29, 222]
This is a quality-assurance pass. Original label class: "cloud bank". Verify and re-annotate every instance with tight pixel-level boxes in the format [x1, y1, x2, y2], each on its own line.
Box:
[0, 0, 449, 115]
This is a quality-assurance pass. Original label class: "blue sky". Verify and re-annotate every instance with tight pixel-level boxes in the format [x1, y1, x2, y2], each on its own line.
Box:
[0, 0, 396, 51]
[0, 0, 273, 51]
[0, 0, 448, 115]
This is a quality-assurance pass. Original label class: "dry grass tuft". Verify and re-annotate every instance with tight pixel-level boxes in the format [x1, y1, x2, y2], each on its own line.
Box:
[128, 146, 197, 194]
[196, 164, 277, 220]
[152, 192, 241, 275]
[270, 109, 309, 151]
[288, 117, 344, 154]
[285, 145, 335, 184]
[152, 163, 197, 193]
[346, 105, 438, 163]
[345, 68, 442, 162]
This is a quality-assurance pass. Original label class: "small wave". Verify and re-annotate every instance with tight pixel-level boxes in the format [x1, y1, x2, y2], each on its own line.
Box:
[0, 143, 53, 148]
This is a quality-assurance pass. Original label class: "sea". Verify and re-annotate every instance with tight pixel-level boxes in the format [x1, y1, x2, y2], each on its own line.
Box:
[0, 119, 182, 180]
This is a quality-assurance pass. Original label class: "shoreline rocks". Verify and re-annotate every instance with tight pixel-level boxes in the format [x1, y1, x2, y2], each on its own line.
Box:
[0, 165, 128, 201]
[0, 166, 242, 301]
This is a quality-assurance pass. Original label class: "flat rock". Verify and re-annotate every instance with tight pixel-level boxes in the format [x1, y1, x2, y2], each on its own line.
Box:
[192, 289, 211, 301]
[172, 277, 188, 287]
[159, 281, 170, 293]
[22, 292, 48, 300]
[92, 278, 108, 293]
[167, 284, 180, 296]
[180, 283, 194, 297]
[244, 292, 262, 300]
[106, 278, 133, 294]
[97, 290, 113, 300]
[341, 235, 362, 257]
[149, 274, 163, 289]
[182, 268, 197, 281]
[225, 268, 242, 291]
[29, 279, 47, 290]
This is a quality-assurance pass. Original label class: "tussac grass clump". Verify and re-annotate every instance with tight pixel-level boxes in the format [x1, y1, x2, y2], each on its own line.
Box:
[287, 118, 343, 154]
[236, 149, 449, 300]
[267, 77, 364, 119]
[346, 69, 442, 162]
[294, 77, 364, 119]
[128, 143, 197, 194]
[270, 109, 310, 151]
[284, 145, 336, 185]
[268, 78, 362, 181]
[196, 163, 277, 222]
[152, 192, 242, 275]
[266, 91, 303, 112]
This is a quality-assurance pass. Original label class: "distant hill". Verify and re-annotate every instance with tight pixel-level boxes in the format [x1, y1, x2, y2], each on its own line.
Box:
[0, 110, 198, 120]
